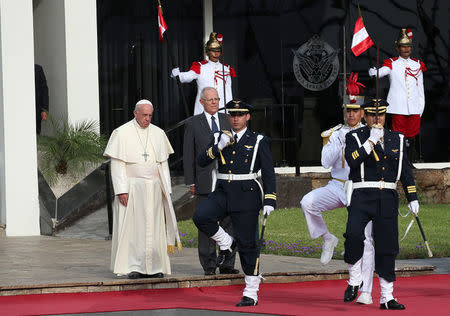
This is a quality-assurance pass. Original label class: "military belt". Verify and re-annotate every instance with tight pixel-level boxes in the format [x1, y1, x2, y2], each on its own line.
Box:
[217, 173, 258, 181]
[353, 181, 397, 190]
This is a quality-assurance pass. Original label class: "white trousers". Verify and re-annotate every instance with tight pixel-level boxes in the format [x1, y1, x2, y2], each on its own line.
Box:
[301, 180, 375, 293]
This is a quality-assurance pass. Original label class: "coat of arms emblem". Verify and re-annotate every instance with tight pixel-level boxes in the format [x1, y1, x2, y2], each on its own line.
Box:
[293, 35, 339, 91]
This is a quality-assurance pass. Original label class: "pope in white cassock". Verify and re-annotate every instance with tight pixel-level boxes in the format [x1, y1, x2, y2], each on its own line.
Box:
[104, 99, 181, 279]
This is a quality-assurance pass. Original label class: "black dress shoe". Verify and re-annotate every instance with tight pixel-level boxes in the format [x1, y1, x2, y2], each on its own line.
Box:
[217, 240, 236, 267]
[219, 267, 240, 274]
[148, 272, 164, 278]
[204, 268, 216, 276]
[128, 271, 141, 279]
[380, 299, 405, 310]
[236, 296, 257, 307]
[344, 281, 363, 302]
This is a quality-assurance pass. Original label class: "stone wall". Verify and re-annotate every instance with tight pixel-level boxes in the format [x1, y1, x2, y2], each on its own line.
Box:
[300, 168, 450, 205]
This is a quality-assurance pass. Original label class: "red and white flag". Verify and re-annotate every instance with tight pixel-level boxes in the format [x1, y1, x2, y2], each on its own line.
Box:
[158, 5, 167, 43]
[351, 16, 374, 56]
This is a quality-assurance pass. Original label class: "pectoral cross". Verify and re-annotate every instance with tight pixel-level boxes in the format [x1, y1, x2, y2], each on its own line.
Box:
[142, 152, 149, 162]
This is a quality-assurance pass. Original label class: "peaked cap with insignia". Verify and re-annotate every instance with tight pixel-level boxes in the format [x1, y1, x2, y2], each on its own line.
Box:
[362, 98, 389, 114]
[225, 99, 253, 113]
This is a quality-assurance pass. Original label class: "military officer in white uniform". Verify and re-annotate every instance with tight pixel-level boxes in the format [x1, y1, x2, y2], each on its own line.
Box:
[171, 32, 235, 115]
[300, 75, 375, 304]
[368, 28, 426, 159]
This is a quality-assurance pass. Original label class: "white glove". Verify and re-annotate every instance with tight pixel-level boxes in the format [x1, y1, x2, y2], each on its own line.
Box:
[368, 67, 377, 77]
[368, 127, 383, 144]
[263, 205, 274, 216]
[171, 67, 180, 78]
[337, 128, 347, 145]
[408, 200, 419, 215]
[218, 133, 232, 150]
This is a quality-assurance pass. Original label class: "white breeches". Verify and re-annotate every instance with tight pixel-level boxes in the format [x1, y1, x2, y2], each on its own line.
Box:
[300, 180, 346, 239]
[301, 180, 374, 293]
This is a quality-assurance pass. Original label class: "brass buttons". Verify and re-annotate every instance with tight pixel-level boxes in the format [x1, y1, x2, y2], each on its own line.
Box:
[230, 160, 233, 164]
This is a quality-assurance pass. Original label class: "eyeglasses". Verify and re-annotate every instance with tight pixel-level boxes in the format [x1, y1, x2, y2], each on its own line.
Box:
[203, 98, 220, 103]
[229, 112, 247, 117]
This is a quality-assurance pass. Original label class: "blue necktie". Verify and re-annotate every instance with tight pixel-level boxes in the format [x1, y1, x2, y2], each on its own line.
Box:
[211, 116, 219, 133]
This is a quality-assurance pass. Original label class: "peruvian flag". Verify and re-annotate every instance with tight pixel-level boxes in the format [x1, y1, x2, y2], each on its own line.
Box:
[351, 16, 374, 56]
[158, 5, 167, 43]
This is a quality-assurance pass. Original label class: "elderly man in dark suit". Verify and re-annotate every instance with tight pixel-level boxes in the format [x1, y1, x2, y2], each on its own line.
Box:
[183, 87, 239, 276]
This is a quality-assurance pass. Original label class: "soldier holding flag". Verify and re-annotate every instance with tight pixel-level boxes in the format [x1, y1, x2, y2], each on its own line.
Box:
[368, 28, 426, 161]
[171, 32, 236, 115]
[300, 74, 375, 305]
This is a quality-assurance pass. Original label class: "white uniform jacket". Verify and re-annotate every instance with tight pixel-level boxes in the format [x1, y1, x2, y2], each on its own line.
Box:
[178, 60, 235, 115]
[321, 123, 364, 181]
[375, 57, 426, 116]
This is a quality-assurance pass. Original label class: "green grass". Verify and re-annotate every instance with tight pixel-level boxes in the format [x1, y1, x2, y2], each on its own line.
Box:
[177, 203, 450, 259]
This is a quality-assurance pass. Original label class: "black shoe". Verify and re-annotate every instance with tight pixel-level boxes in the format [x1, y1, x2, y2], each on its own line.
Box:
[380, 299, 405, 310]
[128, 271, 141, 279]
[219, 267, 240, 274]
[148, 272, 164, 278]
[216, 240, 236, 267]
[204, 268, 216, 276]
[128, 272, 164, 279]
[236, 296, 257, 307]
[344, 282, 363, 302]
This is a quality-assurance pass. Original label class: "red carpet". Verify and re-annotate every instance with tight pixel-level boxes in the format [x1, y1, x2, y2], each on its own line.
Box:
[1, 275, 449, 315]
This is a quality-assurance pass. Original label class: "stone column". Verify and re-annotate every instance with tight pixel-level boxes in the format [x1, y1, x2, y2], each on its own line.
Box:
[0, 0, 40, 236]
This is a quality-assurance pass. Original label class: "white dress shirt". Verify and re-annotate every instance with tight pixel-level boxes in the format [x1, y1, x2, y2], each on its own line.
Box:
[232, 127, 247, 143]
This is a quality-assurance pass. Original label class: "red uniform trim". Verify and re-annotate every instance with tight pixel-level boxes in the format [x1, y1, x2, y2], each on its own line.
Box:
[420, 61, 427, 72]
[410, 57, 427, 72]
[230, 66, 236, 78]
[189, 62, 201, 74]
[382, 58, 394, 69]
[200, 60, 208, 65]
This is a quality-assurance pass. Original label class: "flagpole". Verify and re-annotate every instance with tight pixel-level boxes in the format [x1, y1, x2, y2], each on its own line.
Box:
[158, 1, 190, 117]
[343, 24, 347, 126]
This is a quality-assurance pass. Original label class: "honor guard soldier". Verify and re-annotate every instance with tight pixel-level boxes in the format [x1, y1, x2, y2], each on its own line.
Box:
[171, 32, 236, 115]
[301, 73, 375, 304]
[344, 98, 420, 310]
[368, 28, 426, 161]
[193, 100, 276, 307]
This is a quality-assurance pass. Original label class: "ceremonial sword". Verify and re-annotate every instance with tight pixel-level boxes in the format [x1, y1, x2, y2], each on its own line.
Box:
[400, 211, 433, 258]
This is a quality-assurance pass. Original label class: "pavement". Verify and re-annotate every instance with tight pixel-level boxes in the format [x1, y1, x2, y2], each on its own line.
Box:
[0, 207, 448, 297]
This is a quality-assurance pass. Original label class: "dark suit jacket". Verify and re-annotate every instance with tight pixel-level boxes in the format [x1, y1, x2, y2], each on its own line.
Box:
[183, 112, 231, 195]
[35, 64, 49, 133]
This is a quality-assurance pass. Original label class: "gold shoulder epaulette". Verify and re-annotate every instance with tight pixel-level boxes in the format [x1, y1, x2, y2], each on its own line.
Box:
[320, 124, 343, 146]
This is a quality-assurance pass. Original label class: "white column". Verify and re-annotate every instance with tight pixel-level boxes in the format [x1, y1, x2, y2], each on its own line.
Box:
[64, 0, 100, 126]
[203, 0, 213, 44]
[0, 0, 40, 236]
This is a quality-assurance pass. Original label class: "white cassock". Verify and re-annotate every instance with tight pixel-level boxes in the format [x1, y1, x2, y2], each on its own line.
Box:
[178, 59, 235, 115]
[104, 119, 181, 276]
[300, 122, 375, 293]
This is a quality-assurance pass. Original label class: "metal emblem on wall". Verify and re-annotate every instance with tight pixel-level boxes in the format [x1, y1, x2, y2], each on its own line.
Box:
[293, 35, 339, 91]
